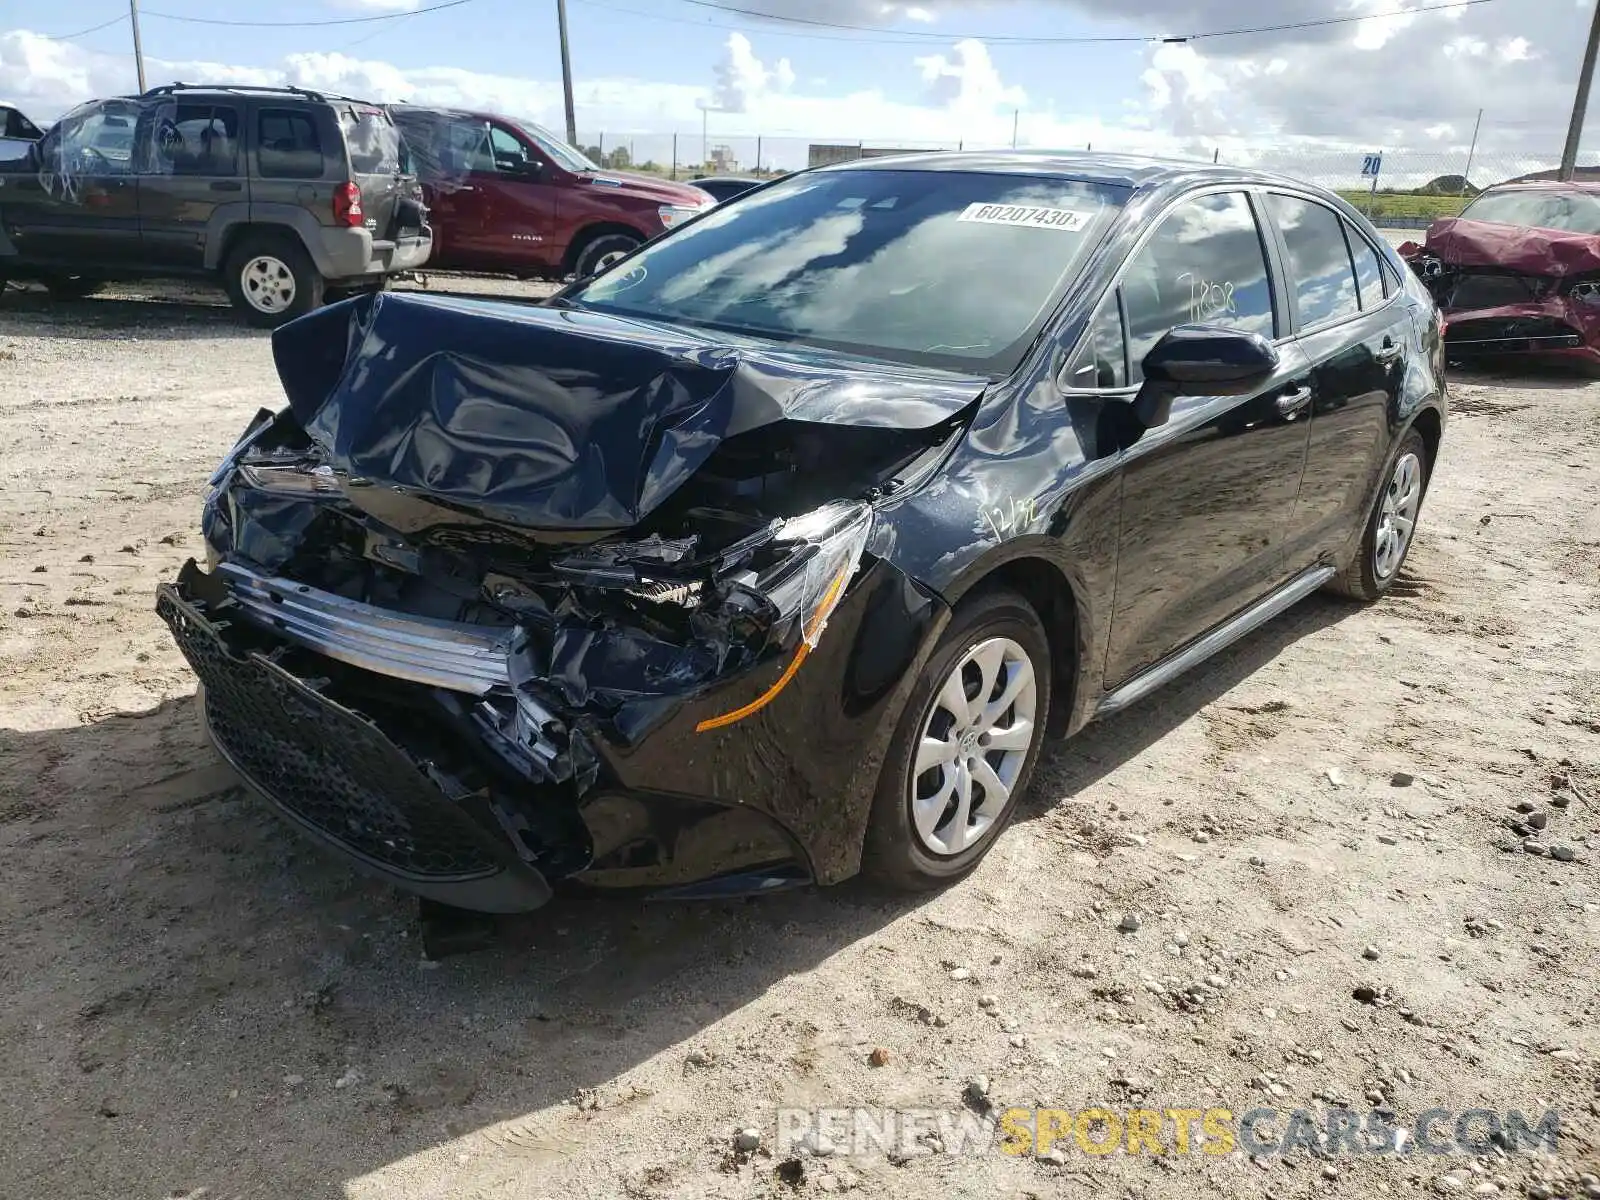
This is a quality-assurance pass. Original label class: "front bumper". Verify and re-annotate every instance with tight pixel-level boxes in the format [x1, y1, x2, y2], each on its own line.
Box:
[158, 582, 552, 912]
[1441, 303, 1600, 365]
[157, 556, 948, 911]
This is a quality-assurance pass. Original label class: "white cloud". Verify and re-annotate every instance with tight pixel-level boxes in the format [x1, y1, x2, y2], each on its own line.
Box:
[1499, 36, 1532, 63]
[3, 0, 1595, 184]
[703, 32, 795, 114]
[914, 38, 1024, 112]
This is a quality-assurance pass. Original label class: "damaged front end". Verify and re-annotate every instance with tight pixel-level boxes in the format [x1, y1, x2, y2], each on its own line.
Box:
[1401, 217, 1600, 365]
[159, 292, 962, 910]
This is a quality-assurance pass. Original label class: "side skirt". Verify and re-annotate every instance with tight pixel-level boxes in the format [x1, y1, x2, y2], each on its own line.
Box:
[1095, 565, 1337, 718]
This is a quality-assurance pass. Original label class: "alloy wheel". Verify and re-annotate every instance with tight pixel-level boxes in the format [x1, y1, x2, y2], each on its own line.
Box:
[241, 255, 297, 315]
[1373, 451, 1423, 580]
[909, 636, 1038, 856]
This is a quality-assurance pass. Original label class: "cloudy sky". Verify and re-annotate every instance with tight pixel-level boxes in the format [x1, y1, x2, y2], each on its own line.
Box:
[0, 0, 1591, 174]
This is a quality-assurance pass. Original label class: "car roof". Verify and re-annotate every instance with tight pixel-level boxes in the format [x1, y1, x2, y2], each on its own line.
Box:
[813, 149, 1322, 194]
[389, 103, 509, 124]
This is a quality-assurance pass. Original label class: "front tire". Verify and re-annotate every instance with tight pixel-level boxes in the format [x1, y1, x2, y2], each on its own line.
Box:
[224, 233, 323, 328]
[1328, 429, 1430, 601]
[571, 232, 641, 280]
[863, 589, 1052, 891]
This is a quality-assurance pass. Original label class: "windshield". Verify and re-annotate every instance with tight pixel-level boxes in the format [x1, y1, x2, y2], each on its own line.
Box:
[1461, 188, 1600, 235]
[570, 168, 1128, 373]
[519, 120, 598, 173]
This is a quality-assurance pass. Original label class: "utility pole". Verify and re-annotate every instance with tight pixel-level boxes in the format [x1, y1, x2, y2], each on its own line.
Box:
[129, 0, 147, 93]
[556, 0, 578, 147]
[1560, 0, 1600, 181]
[1461, 108, 1483, 196]
[1011, 108, 1019, 149]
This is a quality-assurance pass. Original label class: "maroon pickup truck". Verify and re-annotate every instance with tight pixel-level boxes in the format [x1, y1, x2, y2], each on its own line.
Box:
[388, 105, 715, 280]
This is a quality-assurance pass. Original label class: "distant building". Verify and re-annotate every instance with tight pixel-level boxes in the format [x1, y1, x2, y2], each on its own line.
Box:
[807, 143, 936, 168]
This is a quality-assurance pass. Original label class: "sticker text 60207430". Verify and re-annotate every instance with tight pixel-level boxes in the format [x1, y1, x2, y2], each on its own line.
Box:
[957, 203, 1091, 232]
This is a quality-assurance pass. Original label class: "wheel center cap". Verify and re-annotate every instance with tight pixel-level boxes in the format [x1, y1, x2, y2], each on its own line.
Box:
[959, 729, 980, 757]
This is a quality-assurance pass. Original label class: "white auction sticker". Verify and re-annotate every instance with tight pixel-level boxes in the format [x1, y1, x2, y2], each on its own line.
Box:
[957, 202, 1091, 231]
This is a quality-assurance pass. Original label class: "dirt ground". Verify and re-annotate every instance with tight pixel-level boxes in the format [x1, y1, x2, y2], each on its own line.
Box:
[1, 281, 1597, 1200]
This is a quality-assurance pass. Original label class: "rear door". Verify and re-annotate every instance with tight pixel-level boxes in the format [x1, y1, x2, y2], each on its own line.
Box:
[1096, 189, 1314, 687]
[137, 101, 245, 270]
[1262, 193, 1411, 569]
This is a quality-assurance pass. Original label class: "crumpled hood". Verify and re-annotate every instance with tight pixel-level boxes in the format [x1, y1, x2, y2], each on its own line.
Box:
[270, 291, 984, 534]
[1424, 217, 1600, 277]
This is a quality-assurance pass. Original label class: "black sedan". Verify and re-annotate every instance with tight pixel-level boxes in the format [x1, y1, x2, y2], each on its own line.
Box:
[158, 152, 1446, 912]
[690, 175, 766, 203]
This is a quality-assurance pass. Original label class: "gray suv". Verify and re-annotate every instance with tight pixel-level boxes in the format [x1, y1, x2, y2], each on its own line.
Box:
[0, 84, 432, 326]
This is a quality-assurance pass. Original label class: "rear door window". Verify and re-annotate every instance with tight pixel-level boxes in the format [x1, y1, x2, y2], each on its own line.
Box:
[1267, 194, 1360, 329]
[1121, 191, 1276, 383]
[146, 104, 240, 176]
[258, 108, 325, 179]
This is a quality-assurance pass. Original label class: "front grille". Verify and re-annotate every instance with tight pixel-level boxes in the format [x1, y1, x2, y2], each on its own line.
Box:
[158, 585, 505, 880]
[1445, 315, 1583, 350]
[1447, 272, 1544, 310]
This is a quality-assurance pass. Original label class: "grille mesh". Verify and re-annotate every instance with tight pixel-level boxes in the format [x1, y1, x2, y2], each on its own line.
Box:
[158, 587, 504, 880]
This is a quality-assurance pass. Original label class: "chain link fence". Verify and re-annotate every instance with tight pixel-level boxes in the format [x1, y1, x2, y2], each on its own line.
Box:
[575, 130, 1600, 231]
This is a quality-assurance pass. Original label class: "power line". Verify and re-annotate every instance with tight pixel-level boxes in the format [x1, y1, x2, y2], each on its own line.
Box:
[139, 0, 478, 29]
[572, 0, 966, 43]
[36, 13, 129, 41]
[661, 0, 1499, 45]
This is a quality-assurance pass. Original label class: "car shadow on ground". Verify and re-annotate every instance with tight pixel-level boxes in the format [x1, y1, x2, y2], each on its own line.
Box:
[1450, 359, 1600, 390]
[0, 286, 249, 341]
[0, 588, 1365, 1196]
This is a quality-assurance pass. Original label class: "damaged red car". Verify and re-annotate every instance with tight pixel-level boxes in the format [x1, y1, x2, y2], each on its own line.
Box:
[1401, 181, 1600, 365]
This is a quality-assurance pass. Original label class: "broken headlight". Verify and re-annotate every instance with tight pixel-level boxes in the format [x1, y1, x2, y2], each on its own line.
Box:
[235, 461, 344, 499]
[696, 502, 873, 733]
[757, 501, 874, 650]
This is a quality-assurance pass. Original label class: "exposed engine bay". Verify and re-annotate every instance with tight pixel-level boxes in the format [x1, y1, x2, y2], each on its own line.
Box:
[161, 291, 976, 905]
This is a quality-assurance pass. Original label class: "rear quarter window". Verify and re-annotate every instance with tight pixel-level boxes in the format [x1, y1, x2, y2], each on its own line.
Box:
[258, 109, 325, 180]
[340, 108, 403, 175]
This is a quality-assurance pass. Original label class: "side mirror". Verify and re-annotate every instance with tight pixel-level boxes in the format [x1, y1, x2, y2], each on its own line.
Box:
[1132, 325, 1279, 427]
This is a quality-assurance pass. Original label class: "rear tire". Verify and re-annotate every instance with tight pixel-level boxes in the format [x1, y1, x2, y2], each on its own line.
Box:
[571, 232, 641, 280]
[862, 589, 1052, 891]
[1327, 429, 1430, 601]
[224, 232, 323, 328]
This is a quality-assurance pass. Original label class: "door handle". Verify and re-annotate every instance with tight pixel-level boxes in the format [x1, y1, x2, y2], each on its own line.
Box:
[210, 180, 243, 192]
[1375, 339, 1403, 363]
[1275, 385, 1313, 419]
